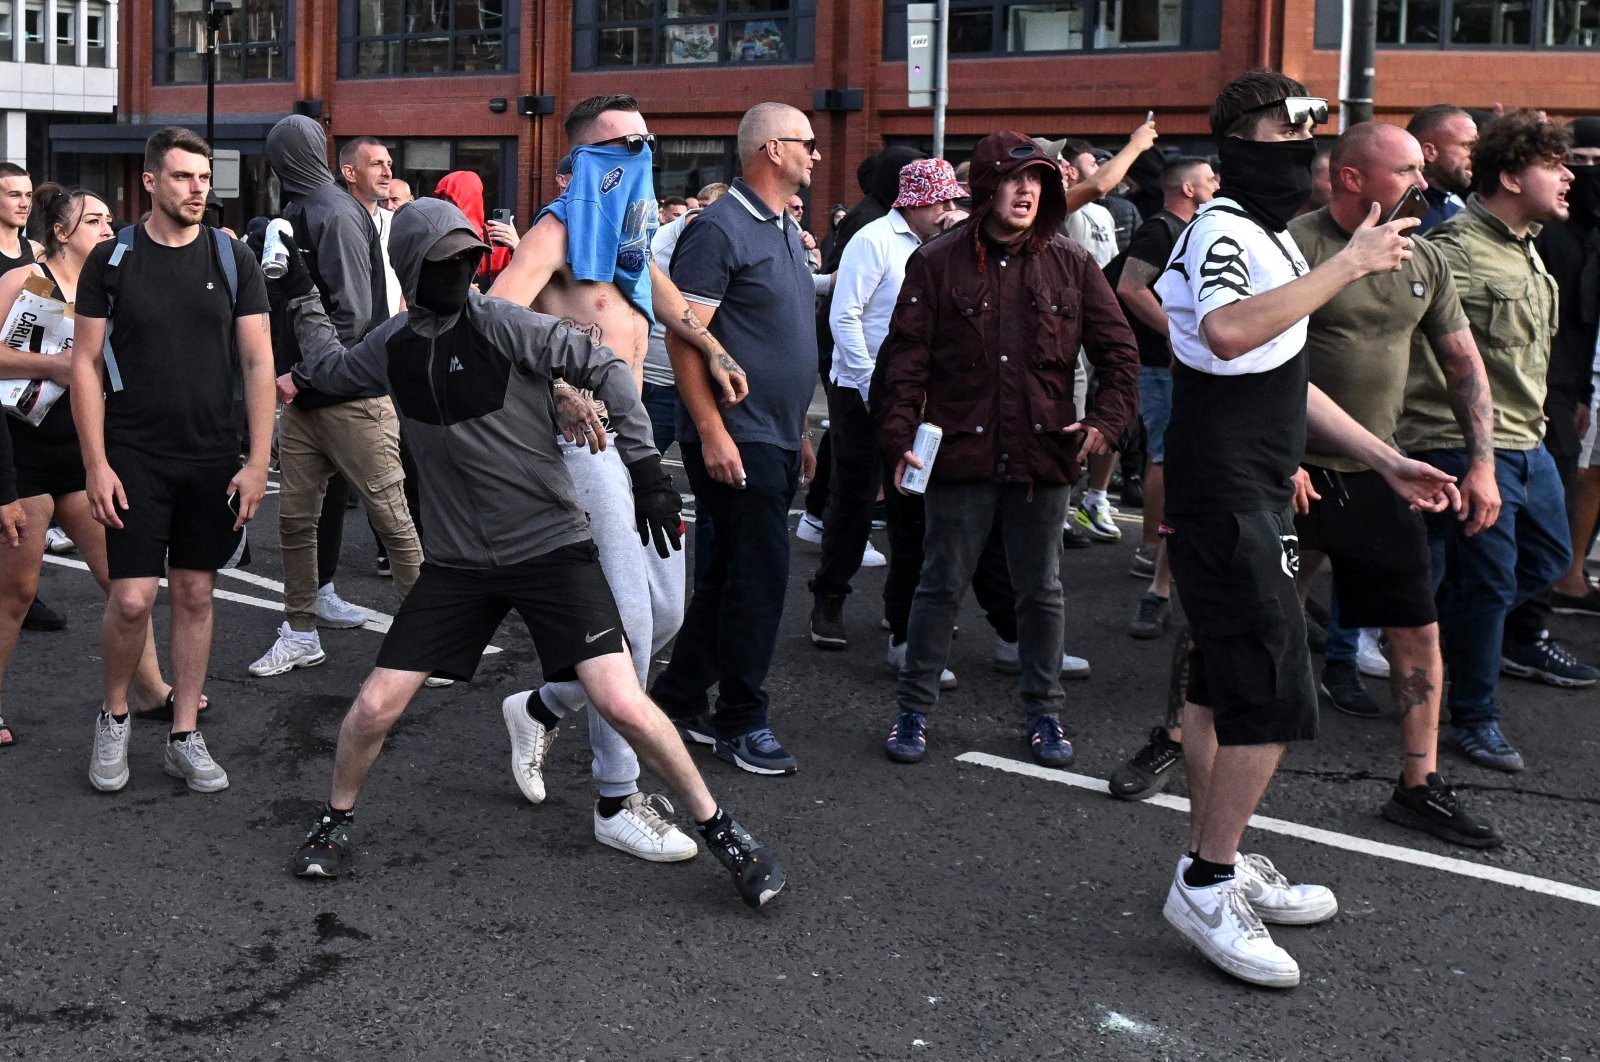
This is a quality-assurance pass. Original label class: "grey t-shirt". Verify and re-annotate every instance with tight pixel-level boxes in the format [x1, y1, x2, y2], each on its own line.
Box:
[671, 180, 817, 450]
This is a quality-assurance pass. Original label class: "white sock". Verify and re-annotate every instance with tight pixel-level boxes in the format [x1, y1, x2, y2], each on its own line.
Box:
[1085, 488, 1108, 508]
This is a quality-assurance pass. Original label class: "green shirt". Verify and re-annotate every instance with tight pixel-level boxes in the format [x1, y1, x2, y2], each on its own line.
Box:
[1288, 206, 1468, 472]
[1396, 195, 1558, 453]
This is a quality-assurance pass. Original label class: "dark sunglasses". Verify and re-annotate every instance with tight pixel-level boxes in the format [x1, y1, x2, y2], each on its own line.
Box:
[773, 137, 818, 153]
[593, 133, 657, 154]
[1244, 96, 1330, 129]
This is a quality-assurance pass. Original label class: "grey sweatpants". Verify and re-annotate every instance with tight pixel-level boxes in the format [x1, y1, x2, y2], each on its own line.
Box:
[536, 434, 686, 798]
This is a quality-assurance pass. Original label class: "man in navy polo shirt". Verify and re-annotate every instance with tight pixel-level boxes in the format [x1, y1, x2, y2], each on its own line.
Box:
[651, 102, 826, 776]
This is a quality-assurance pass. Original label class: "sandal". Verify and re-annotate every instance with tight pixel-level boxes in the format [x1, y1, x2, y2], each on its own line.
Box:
[134, 691, 212, 723]
[0, 716, 14, 747]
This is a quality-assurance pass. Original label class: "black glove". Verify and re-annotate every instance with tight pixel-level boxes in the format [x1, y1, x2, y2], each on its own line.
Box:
[245, 225, 315, 300]
[627, 453, 683, 559]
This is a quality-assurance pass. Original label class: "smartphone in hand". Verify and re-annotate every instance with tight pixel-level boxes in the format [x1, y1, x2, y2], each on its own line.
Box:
[491, 208, 513, 226]
[1385, 186, 1428, 225]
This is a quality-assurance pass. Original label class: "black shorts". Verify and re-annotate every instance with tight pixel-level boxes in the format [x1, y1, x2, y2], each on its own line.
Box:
[375, 541, 626, 683]
[1294, 465, 1437, 630]
[1164, 509, 1317, 746]
[104, 449, 245, 579]
[14, 446, 86, 499]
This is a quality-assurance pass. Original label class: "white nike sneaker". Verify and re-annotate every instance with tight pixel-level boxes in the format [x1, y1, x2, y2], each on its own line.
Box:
[992, 638, 1092, 679]
[315, 583, 368, 629]
[248, 623, 326, 677]
[45, 526, 75, 554]
[1356, 629, 1391, 679]
[594, 793, 698, 862]
[795, 513, 824, 547]
[885, 636, 957, 690]
[860, 540, 887, 568]
[1163, 860, 1300, 988]
[501, 691, 558, 804]
[1234, 853, 1339, 925]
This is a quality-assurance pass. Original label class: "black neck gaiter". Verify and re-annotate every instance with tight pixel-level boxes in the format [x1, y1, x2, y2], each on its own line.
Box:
[414, 255, 475, 316]
[1218, 138, 1318, 231]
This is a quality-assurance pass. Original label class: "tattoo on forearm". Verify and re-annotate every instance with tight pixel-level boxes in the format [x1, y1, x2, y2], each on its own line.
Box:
[1445, 362, 1495, 462]
[1395, 666, 1434, 718]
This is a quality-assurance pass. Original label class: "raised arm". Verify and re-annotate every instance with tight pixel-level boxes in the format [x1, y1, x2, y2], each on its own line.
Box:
[1067, 119, 1158, 214]
[486, 213, 568, 307]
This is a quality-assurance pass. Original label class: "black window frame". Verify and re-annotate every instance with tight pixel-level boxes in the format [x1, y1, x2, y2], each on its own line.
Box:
[572, 0, 817, 70]
[353, 136, 518, 218]
[882, 0, 1219, 59]
[1315, 0, 1599, 48]
[339, 0, 521, 79]
[152, 0, 296, 84]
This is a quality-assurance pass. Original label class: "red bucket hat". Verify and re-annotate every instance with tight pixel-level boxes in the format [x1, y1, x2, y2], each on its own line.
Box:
[893, 158, 962, 209]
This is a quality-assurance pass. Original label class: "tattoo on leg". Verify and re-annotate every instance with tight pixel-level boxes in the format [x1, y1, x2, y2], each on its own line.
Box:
[1395, 666, 1433, 718]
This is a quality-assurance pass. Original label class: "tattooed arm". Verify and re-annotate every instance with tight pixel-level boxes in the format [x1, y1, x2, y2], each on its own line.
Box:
[551, 379, 607, 454]
[649, 260, 749, 406]
[1428, 326, 1502, 536]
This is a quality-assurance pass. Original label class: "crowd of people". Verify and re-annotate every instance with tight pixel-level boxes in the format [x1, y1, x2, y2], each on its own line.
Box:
[0, 72, 1596, 983]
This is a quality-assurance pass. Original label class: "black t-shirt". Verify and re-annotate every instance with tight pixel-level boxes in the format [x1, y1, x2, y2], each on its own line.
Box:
[1114, 211, 1183, 368]
[0, 237, 31, 276]
[77, 226, 269, 462]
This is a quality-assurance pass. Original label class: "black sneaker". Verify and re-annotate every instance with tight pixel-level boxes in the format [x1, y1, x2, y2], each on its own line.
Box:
[292, 812, 352, 878]
[1128, 592, 1170, 640]
[1320, 659, 1381, 718]
[375, 553, 392, 578]
[23, 596, 66, 632]
[809, 593, 847, 650]
[1550, 587, 1600, 617]
[1027, 713, 1073, 767]
[1109, 727, 1183, 801]
[1061, 521, 1093, 550]
[702, 815, 785, 908]
[1501, 633, 1600, 688]
[1381, 773, 1503, 849]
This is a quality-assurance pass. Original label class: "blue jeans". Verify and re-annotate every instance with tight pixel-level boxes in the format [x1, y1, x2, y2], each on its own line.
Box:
[640, 381, 679, 458]
[1415, 445, 1571, 726]
[1323, 587, 1359, 663]
[650, 441, 800, 738]
[1137, 366, 1172, 464]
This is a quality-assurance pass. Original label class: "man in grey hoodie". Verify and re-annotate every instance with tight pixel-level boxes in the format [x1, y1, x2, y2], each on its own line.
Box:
[253, 115, 423, 679]
[264, 198, 784, 908]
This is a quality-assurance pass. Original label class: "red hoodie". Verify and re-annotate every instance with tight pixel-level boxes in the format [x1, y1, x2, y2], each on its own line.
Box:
[434, 170, 512, 286]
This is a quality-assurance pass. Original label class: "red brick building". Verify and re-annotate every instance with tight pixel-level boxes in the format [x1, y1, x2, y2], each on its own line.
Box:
[52, 0, 1600, 231]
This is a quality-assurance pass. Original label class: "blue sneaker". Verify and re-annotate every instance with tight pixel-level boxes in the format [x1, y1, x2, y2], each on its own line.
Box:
[714, 728, 798, 775]
[672, 713, 716, 748]
[1443, 721, 1524, 773]
[1027, 714, 1073, 767]
[884, 710, 928, 764]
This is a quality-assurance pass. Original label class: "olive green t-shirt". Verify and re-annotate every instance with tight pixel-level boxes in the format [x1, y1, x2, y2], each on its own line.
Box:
[1287, 206, 1468, 472]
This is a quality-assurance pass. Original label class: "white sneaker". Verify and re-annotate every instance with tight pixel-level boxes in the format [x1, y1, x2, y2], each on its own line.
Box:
[1163, 861, 1300, 988]
[992, 638, 1092, 679]
[89, 711, 130, 792]
[860, 540, 887, 568]
[1356, 629, 1390, 679]
[594, 793, 698, 862]
[1074, 497, 1122, 541]
[1233, 852, 1339, 925]
[162, 730, 230, 793]
[886, 636, 957, 690]
[795, 512, 824, 547]
[501, 691, 558, 804]
[424, 676, 455, 688]
[45, 526, 75, 554]
[248, 623, 326, 677]
[315, 584, 368, 629]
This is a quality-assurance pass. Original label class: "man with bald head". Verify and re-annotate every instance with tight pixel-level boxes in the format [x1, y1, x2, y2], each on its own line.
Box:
[1287, 120, 1501, 847]
[649, 101, 828, 776]
[385, 178, 414, 211]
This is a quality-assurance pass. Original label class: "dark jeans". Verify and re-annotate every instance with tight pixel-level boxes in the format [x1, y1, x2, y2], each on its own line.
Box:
[651, 441, 800, 737]
[317, 475, 347, 587]
[641, 381, 679, 458]
[809, 384, 881, 598]
[898, 481, 1069, 719]
[1418, 445, 1571, 726]
[1323, 585, 1359, 663]
[881, 457, 1018, 643]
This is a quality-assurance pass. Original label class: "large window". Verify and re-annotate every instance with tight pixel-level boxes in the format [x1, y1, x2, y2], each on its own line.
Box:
[23, 1, 43, 63]
[154, 0, 293, 82]
[572, 0, 816, 69]
[883, 0, 1213, 58]
[54, 6, 72, 63]
[360, 138, 516, 217]
[86, 2, 109, 66]
[1372, 0, 1598, 46]
[340, 1, 520, 77]
[655, 137, 739, 200]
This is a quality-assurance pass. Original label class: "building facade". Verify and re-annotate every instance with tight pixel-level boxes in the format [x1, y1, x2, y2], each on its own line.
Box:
[2, 0, 118, 190]
[55, 0, 1600, 231]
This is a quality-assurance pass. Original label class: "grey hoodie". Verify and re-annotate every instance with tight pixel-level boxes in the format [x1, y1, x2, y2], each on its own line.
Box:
[288, 198, 654, 569]
[265, 115, 387, 349]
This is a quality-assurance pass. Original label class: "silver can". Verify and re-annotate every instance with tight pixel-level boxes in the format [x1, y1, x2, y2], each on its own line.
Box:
[900, 422, 942, 495]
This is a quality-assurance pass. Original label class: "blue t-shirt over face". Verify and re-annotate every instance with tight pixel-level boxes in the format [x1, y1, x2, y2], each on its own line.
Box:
[537, 143, 658, 324]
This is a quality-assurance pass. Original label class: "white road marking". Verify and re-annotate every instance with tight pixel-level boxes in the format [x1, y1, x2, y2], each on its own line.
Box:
[957, 751, 1600, 909]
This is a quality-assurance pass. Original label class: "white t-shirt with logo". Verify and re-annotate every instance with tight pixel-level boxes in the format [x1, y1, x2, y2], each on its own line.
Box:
[1155, 197, 1310, 377]
[1064, 201, 1118, 268]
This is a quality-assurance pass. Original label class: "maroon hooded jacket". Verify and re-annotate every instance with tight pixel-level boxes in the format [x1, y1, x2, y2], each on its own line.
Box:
[872, 131, 1140, 487]
[434, 170, 512, 287]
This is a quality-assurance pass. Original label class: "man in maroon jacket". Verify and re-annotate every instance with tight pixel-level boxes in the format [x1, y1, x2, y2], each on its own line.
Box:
[873, 131, 1140, 766]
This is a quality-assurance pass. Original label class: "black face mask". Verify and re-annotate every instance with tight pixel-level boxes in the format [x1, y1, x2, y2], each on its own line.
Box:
[1568, 167, 1600, 228]
[414, 254, 476, 315]
[1218, 137, 1319, 231]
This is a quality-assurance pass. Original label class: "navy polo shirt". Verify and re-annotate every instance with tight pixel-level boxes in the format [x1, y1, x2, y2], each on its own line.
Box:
[670, 178, 819, 450]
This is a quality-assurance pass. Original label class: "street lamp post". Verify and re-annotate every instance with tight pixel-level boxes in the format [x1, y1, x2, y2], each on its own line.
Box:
[203, 1, 237, 146]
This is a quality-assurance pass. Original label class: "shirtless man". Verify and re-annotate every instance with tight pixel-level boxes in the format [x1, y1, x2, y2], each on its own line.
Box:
[486, 94, 747, 863]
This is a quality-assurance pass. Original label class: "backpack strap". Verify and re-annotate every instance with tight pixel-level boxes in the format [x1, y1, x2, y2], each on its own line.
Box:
[101, 225, 138, 392]
[211, 226, 239, 308]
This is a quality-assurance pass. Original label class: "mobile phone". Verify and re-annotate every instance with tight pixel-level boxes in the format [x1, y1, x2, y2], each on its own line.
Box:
[1385, 186, 1428, 225]
[491, 208, 513, 226]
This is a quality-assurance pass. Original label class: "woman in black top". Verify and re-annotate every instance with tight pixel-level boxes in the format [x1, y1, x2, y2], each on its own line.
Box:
[0, 185, 200, 745]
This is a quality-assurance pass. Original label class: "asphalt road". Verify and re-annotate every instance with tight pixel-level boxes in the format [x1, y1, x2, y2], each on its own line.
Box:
[4, 470, 1600, 1061]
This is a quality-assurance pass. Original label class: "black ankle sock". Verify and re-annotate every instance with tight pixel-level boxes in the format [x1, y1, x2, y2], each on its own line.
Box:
[1184, 856, 1235, 889]
[596, 794, 628, 819]
[324, 804, 355, 821]
[696, 807, 728, 835]
[169, 730, 194, 744]
[106, 710, 128, 724]
[1187, 850, 1198, 861]
[524, 690, 561, 729]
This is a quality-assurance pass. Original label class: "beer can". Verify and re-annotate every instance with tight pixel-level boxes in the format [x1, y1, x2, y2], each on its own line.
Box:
[900, 422, 942, 495]
[261, 218, 293, 280]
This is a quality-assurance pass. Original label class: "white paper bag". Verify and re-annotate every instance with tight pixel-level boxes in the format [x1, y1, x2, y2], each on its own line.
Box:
[0, 274, 70, 427]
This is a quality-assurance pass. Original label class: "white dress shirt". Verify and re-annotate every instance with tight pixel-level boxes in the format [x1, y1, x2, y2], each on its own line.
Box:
[828, 208, 922, 400]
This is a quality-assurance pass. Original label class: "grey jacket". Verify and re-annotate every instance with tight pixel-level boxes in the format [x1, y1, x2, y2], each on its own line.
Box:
[289, 198, 654, 569]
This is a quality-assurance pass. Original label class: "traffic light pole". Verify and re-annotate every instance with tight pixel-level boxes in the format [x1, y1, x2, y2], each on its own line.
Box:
[933, 0, 950, 159]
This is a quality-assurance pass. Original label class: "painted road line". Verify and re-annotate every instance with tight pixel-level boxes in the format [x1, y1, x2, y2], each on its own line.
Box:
[957, 751, 1600, 910]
